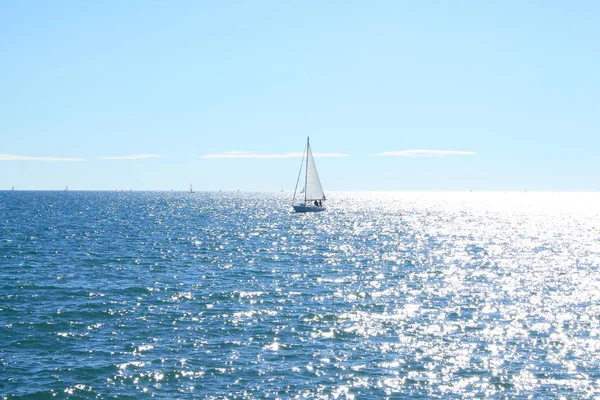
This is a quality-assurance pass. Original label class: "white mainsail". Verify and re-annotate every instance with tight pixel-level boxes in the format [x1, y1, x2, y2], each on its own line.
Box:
[303, 141, 325, 201]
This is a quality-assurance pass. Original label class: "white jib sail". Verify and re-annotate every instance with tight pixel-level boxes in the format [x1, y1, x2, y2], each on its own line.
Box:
[304, 142, 325, 201]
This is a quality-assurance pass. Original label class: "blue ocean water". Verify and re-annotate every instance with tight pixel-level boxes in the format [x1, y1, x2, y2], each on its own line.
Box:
[2, 191, 600, 399]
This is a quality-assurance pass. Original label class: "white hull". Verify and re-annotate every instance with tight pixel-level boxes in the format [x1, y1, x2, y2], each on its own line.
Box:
[293, 205, 325, 213]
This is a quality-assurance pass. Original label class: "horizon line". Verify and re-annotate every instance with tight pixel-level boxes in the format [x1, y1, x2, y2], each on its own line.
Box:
[2, 189, 597, 193]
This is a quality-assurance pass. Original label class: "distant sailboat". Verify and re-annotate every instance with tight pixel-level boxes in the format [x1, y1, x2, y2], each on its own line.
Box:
[11, 185, 14, 191]
[292, 137, 326, 212]
[65, 185, 68, 191]
[189, 183, 194, 193]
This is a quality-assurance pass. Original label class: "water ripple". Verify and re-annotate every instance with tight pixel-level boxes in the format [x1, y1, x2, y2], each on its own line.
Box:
[1, 191, 600, 398]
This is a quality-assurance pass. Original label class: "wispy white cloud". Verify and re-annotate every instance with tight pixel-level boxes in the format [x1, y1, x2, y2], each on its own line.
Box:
[375, 150, 476, 157]
[0, 154, 86, 161]
[201, 151, 349, 159]
[100, 154, 165, 160]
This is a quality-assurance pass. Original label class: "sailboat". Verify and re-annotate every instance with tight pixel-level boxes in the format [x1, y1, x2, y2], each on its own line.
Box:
[189, 183, 194, 193]
[11, 185, 14, 191]
[292, 137, 326, 212]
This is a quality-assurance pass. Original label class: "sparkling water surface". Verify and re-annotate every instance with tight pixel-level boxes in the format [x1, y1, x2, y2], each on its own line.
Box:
[2, 191, 600, 399]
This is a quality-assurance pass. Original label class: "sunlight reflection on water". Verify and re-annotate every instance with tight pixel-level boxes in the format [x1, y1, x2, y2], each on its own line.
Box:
[1, 191, 600, 398]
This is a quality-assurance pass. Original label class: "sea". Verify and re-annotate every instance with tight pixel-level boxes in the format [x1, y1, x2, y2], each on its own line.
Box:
[1, 191, 600, 399]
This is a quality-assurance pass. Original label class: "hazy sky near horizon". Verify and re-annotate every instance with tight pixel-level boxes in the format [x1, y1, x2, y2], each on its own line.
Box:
[1, 1, 599, 191]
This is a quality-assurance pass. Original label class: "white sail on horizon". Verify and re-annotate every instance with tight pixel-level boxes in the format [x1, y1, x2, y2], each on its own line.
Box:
[303, 142, 325, 201]
[293, 138, 326, 211]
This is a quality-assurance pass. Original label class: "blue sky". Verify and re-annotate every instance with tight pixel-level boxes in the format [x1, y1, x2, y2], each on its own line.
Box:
[1, 1, 599, 191]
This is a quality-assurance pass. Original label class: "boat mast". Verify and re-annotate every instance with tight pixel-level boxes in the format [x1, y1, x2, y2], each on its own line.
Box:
[292, 144, 305, 205]
[304, 137, 309, 205]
